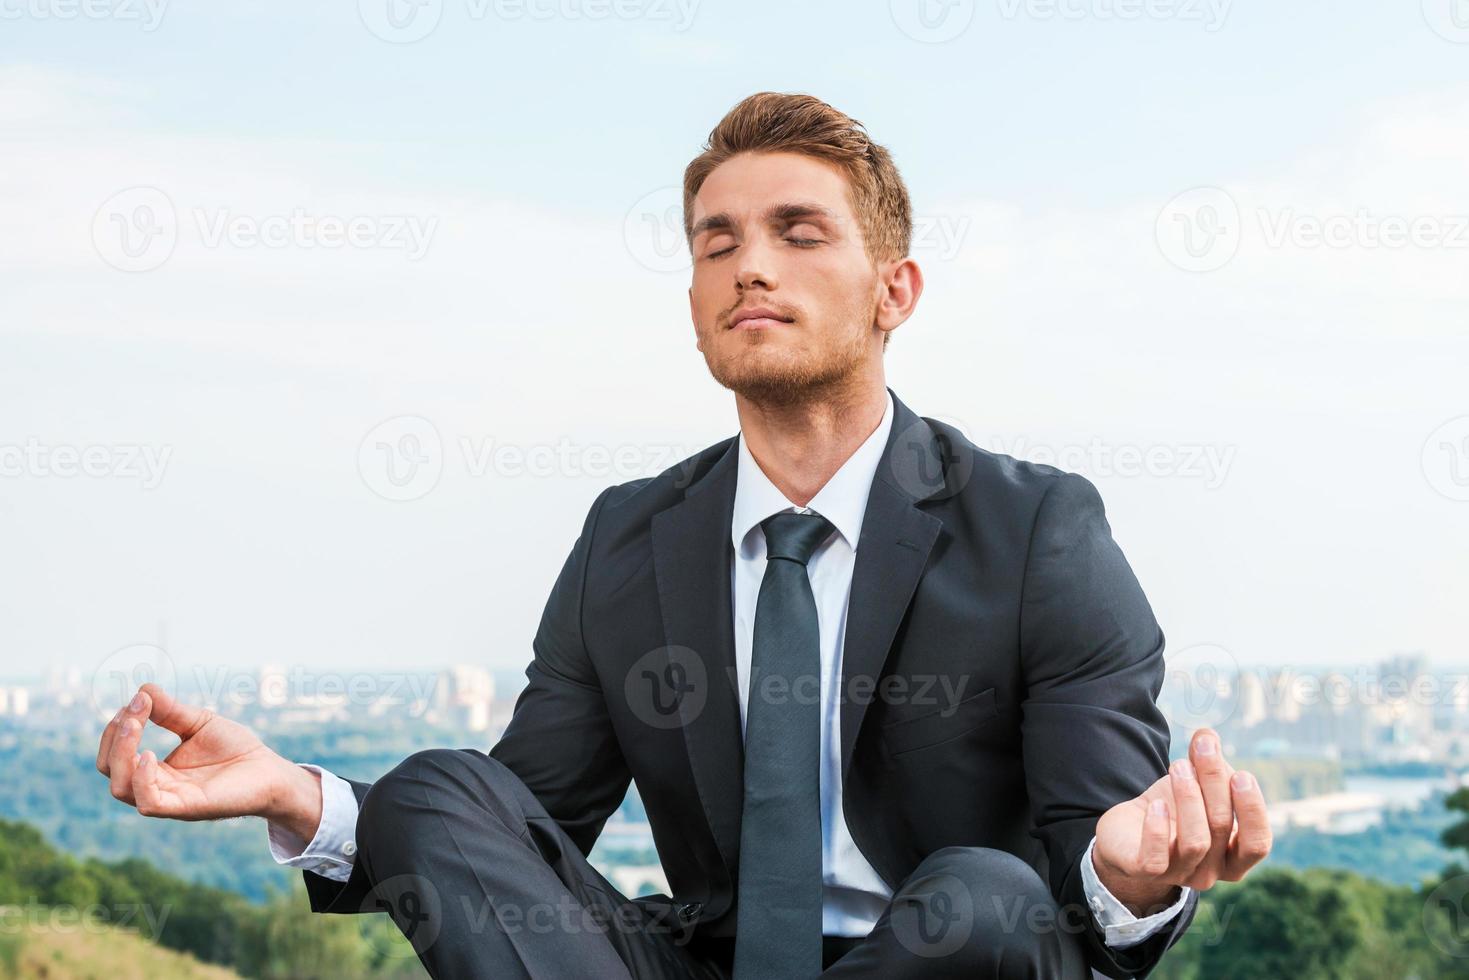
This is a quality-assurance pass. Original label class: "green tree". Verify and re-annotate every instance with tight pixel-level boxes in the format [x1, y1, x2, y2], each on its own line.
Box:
[1442, 788, 1469, 854]
[236, 883, 374, 980]
[1155, 868, 1438, 979]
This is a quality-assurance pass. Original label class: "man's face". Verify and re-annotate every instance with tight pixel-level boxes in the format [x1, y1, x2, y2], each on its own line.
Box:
[687, 151, 889, 405]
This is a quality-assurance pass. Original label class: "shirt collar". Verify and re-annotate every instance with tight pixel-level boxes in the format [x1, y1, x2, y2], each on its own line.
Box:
[731, 388, 895, 558]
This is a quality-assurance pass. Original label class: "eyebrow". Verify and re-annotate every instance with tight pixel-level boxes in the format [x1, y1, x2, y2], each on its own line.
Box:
[689, 202, 840, 241]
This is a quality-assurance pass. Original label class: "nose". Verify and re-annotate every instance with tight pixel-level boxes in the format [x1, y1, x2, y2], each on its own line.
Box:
[735, 237, 778, 292]
[737, 269, 771, 288]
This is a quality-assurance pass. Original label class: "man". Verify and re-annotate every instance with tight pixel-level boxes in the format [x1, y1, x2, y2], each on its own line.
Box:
[96, 92, 1271, 978]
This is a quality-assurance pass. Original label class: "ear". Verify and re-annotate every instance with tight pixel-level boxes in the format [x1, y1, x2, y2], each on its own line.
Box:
[876, 257, 924, 334]
[689, 286, 703, 352]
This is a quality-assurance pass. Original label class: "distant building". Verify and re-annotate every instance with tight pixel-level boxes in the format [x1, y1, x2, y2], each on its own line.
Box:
[1371, 652, 1433, 756]
[0, 687, 31, 717]
[1268, 791, 1386, 835]
[257, 664, 289, 709]
[1238, 670, 1267, 728]
[45, 666, 83, 693]
[434, 665, 497, 732]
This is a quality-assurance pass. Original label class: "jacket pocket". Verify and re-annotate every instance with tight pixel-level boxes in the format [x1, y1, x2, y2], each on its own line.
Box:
[881, 685, 998, 756]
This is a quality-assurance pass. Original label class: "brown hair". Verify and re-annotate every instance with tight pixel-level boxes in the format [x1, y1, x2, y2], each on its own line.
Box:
[682, 92, 914, 266]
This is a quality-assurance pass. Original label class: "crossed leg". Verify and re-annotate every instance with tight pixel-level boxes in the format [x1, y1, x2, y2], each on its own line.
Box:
[355, 747, 1089, 979]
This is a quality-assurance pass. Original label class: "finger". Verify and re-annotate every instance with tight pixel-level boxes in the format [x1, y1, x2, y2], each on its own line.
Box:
[1169, 758, 1212, 878]
[1222, 771, 1273, 880]
[108, 715, 146, 805]
[1138, 797, 1173, 877]
[96, 707, 124, 776]
[1140, 771, 1172, 802]
[133, 750, 168, 818]
[143, 683, 212, 739]
[97, 687, 149, 775]
[1188, 728, 1236, 870]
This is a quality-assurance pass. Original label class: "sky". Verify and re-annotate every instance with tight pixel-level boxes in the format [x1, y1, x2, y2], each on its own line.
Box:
[1, 0, 1466, 686]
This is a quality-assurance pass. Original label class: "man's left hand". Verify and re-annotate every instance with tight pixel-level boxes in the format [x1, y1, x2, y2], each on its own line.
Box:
[1092, 727, 1273, 916]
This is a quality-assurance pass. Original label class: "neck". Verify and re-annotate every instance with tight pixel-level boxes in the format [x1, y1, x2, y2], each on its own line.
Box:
[734, 375, 888, 508]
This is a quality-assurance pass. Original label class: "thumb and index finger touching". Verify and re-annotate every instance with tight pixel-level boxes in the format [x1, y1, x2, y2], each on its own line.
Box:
[138, 682, 213, 738]
[96, 683, 210, 778]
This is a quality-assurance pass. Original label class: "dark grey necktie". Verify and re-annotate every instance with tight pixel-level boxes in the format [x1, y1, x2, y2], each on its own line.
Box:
[733, 510, 834, 980]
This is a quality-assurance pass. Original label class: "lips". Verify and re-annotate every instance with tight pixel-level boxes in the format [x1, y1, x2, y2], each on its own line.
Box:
[729, 306, 795, 330]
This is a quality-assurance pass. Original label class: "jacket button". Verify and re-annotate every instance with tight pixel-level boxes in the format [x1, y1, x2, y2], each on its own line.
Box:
[677, 902, 703, 921]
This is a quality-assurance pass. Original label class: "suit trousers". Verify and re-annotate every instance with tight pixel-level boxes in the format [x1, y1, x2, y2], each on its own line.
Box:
[354, 747, 1091, 979]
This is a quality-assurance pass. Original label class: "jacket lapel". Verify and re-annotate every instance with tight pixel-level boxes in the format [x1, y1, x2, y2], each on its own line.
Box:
[651, 437, 745, 874]
[838, 390, 945, 783]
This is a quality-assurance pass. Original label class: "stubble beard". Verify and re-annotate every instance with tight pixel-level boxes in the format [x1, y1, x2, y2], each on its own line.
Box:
[702, 299, 880, 410]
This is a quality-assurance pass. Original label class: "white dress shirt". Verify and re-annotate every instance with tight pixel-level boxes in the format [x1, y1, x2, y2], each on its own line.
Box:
[269, 388, 1189, 947]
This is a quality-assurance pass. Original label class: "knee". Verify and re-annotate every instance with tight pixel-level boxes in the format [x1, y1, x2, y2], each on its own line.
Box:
[358, 748, 523, 852]
[893, 847, 1074, 973]
[923, 846, 1050, 903]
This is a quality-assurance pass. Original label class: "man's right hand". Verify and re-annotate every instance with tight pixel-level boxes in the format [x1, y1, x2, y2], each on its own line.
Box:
[95, 683, 324, 842]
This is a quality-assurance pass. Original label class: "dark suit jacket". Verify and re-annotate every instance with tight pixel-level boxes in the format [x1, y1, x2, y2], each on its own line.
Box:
[304, 386, 1197, 978]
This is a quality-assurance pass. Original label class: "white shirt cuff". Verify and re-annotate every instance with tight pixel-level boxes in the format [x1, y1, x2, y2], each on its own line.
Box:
[265, 763, 359, 883]
[1079, 835, 1191, 948]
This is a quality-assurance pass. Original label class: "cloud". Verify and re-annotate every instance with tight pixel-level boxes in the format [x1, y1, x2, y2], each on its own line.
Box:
[916, 86, 1469, 348]
[3, 65, 1464, 671]
[0, 63, 148, 126]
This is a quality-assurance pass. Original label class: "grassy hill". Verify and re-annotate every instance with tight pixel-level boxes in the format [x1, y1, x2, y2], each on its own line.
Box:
[0, 816, 426, 980]
[0, 921, 244, 980]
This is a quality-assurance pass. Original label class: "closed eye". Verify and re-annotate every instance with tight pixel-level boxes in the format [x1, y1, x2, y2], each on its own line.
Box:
[705, 237, 823, 260]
